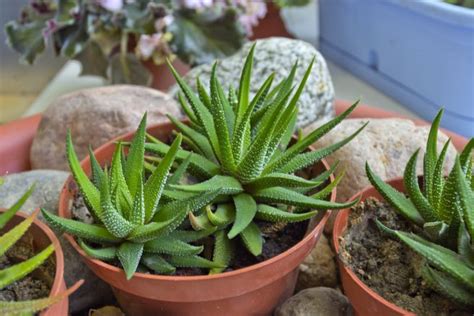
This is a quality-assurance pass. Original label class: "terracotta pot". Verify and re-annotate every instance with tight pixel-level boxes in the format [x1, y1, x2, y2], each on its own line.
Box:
[58, 121, 334, 316]
[1, 100, 468, 177]
[332, 178, 415, 316]
[250, 3, 293, 40]
[144, 59, 190, 92]
[0, 114, 41, 176]
[0, 209, 68, 315]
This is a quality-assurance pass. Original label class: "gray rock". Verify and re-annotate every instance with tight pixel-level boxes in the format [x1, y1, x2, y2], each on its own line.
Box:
[169, 37, 335, 128]
[304, 118, 458, 233]
[0, 170, 114, 313]
[31, 85, 182, 171]
[296, 234, 337, 291]
[275, 287, 353, 316]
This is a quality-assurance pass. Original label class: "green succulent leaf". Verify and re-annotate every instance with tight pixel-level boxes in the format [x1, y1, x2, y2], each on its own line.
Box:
[256, 204, 317, 223]
[228, 193, 257, 239]
[168, 227, 217, 243]
[431, 140, 451, 211]
[210, 229, 234, 274]
[166, 255, 223, 269]
[141, 254, 176, 275]
[240, 222, 263, 256]
[0, 210, 38, 258]
[454, 157, 474, 240]
[117, 242, 144, 280]
[206, 204, 235, 227]
[89, 146, 105, 189]
[144, 236, 203, 256]
[310, 169, 344, 200]
[0, 185, 34, 230]
[246, 173, 321, 192]
[124, 114, 146, 197]
[168, 153, 193, 185]
[423, 109, 443, 202]
[5, 20, 46, 65]
[79, 240, 117, 261]
[170, 175, 243, 195]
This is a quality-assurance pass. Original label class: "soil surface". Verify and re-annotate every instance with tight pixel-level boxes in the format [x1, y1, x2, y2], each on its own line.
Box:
[340, 198, 472, 315]
[0, 232, 55, 303]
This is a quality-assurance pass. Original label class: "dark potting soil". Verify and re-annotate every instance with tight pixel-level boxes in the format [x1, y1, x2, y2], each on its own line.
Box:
[340, 198, 472, 315]
[0, 232, 55, 303]
[70, 191, 309, 276]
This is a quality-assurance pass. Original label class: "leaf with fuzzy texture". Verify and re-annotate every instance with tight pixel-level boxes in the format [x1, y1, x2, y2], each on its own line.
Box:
[460, 139, 474, 169]
[166, 255, 223, 269]
[142, 254, 175, 274]
[236, 44, 256, 119]
[41, 209, 120, 244]
[246, 173, 321, 192]
[431, 140, 451, 212]
[454, 157, 474, 240]
[128, 212, 183, 243]
[0, 244, 54, 289]
[256, 204, 317, 223]
[0, 210, 38, 258]
[439, 159, 462, 224]
[228, 193, 257, 239]
[89, 146, 104, 189]
[210, 229, 234, 274]
[423, 109, 443, 201]
[117, 242, 144, 280]
[366, 163, 424, 226]
[168, 227, 217, 243]
[207, 204, 235, 227]
[170, 175, 243, 195]
[240, 222, 263, 256]
[144, 134, 182, 222]
[124, 114, 146, 197]
[144, 236, 203, 256]
[0, 185, 34, 230]
[130, 176, 145, 226]
[310, 170, 344, 200]
[79, 240, 117, 261]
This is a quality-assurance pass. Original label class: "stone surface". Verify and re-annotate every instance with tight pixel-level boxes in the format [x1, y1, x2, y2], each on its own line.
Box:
[169, 37, 335, 128]
[31, 85, 182, 171]
[0, 170, 114, 313]
[296, 234, 337, 291]
[275, 287, 353, 316]
[306, 118, 458, 204]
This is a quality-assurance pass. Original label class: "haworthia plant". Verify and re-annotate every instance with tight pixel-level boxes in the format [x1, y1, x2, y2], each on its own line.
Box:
[144, 44, 364, 272]
[367, 109, 474, 307]
[0, 188, 82, 315]
[41, 114, 223, 279]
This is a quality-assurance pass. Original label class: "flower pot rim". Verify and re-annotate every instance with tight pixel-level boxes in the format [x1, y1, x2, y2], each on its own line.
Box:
[0, 208, 66, 313]
[332, 177, 415, 315]
[59, 120, 335, 282]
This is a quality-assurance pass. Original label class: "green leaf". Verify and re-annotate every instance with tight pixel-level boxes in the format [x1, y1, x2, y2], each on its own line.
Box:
[210, 229, 234, 274]
[228, 193, 257, 239]
[109, 53, 152, 85]
[124, 114, 146, 197]
[236, 43, 256, 119]
[41, 209, 120, 244]
[366, 163, 424, 226]
[439, 158, 462, 224]
[75, 41, 108, 78]
[178, 92, 199, 124]
[310, 169, 344, 200]
[117, 242, 144, 280]
[168, 227, 217, 243]
[5, 20, 46, 64]
[246, 173, 321, 192]
[168, 10, 245, 66]
[66, 131, 101, 218]
[0, 244, 54, 289]
[254, 187, 359, 210]
[128, 214, 182, 243]
[206, 204, 235, 227]
[170, 175, 243, 195]
[166, 255, 223, 269]
[431, 140, 451, 211]
[423, 109, 443, 201]
[130, 175, 145, 226]
[89, 146, 104, 189]
[404, 150, 437, 222]
[168, 153, 192, 185]
[144, 134, 182, 222]
[79, 240, 117, 261]
[141, 254, 175, 274]
[144, 236, 203, 256]
[189, 212, 214, 230]
[460, 139, 474, 168]
[0, 210, 38, 257]
[422, 265, 474, 307]
[240, 222, 263, 256]
[0, 185, 34, 230]
[256, 204, 317, 223]
[454, 157, 474, 240]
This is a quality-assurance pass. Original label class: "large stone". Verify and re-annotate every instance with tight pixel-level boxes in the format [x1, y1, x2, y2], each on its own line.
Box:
[275, 287, 353, 316]
[0, 170, 114, 313]
[169, 37, 335, 128]
[306, 118, 458, 203]
[31, 85, 182, 171]
[296, 234, 337, 291]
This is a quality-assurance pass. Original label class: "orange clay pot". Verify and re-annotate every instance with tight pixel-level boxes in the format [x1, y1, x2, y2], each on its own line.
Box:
[58, 121, 335, 316]
[0, 209, 69, 316]
[332, 178, 416, 316]
[250, 3, 293, 40]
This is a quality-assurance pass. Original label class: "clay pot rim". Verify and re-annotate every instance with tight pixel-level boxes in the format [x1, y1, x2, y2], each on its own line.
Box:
[59, 120, 335, 282]
[332, 177, 414, 315]
[0, 209, 65, 304]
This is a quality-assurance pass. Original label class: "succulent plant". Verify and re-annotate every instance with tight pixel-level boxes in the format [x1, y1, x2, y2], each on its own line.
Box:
[366, 109, 474, 306]
[41, 114, 224, 279]
[143, 45, 365, 272]
[0, 187, 82, 315]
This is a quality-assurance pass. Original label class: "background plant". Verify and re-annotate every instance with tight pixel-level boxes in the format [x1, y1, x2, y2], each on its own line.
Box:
[0, 187, 82, 315]
[366, 109, 474, 306]
[41, 114, 223, 279]
[5, 0, 310, 85]
[143, 45, 365, 272]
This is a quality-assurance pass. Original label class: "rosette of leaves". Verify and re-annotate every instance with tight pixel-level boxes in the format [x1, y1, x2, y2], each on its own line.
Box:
[143, 45, 365, 272]
[0, 187, 82, 315]
[41, 114, 223, 279]
[366, 109, 474, 306]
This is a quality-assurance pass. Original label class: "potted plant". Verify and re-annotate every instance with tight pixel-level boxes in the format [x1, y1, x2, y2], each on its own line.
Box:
[5, 0, 309, 91]
[43, 46, 364, 315]
[0, 186, 82, 315]
[333, 110, 474, 315]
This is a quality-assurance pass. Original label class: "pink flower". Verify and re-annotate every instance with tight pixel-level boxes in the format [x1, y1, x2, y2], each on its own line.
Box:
[136, 34, 162, 59]
[237, 0, 267, 35]
[98, 0, 123, 12]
